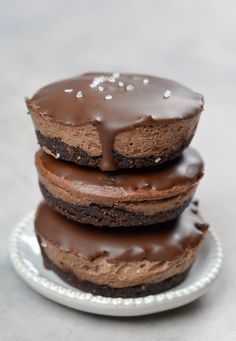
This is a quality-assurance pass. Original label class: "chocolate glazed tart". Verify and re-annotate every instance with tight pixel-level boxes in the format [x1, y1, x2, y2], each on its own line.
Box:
[35, 202, 208, 298]
[35, 147, 204, 227]
[26, 73, 204, 171]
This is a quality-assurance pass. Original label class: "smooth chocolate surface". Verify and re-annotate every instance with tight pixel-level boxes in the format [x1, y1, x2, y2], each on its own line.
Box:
[27, 73, 204, 170]
[36, 147, 204, 192]
[35, 202, 208, 263]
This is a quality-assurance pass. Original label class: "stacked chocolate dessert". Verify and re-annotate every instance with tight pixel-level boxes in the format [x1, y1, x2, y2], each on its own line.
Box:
[26, 73, 208, 298]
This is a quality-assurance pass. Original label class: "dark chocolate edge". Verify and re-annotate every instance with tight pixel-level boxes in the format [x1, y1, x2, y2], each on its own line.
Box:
[39, 245, 191, 298]
[39, 182, 192, 227]
[36, 130, 192, 170]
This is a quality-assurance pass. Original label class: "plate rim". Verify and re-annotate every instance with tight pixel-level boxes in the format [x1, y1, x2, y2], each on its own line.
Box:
[8, 210, 223, 316]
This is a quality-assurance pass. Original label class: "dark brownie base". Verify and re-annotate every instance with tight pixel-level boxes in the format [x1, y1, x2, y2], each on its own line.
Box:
[40, 247, 190, 298]
[40, 182, 191, 227]
[36, 130, 191, 170]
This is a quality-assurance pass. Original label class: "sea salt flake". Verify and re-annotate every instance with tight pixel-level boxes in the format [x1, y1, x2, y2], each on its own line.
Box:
[60, 245, 69, 252]
[93, 79, 100, 85]
[105, 95, 112, 100]
[164, 90, 171, 99]
[143, 78, 149, 84]
[126, 84, 134, 91]
[55, 153, 60, 159]
[155, 157, 161, 164]
[41, 242, 47, 248]
[95, 76, 106, 83]
[64, 89, 73, 93]
[90, 76, 106, 88]
[108, 76, 116, 83]
[98, 86, 104, 92]
[118, 81, 124, 87]
[76, 91, 83, 98]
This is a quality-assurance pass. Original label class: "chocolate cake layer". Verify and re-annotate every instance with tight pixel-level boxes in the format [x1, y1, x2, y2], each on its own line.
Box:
[35, 148, 204, 227]
[27, 72, 203, 170]
[35, 202, 208, 297]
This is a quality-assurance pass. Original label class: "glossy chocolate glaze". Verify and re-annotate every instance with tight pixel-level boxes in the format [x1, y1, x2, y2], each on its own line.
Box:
[36, 148, 204, 192]
[35, 202, 208, 262]
[27, 73, 204, 170]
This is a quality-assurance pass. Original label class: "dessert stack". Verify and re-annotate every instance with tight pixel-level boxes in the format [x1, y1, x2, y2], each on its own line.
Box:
[26, 73, 208, 298]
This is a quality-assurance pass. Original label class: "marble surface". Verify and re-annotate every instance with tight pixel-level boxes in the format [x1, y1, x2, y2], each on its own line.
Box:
[1, 1, 235, 340]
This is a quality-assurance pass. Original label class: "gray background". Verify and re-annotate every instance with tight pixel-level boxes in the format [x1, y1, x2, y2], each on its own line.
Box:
[1, 1, 235, 340]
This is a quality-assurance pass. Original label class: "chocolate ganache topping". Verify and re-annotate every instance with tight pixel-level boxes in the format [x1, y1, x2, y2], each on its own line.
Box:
[35, 201, 208, 262]
[37, 147, 203, 193]
[27, 73, 204, 171]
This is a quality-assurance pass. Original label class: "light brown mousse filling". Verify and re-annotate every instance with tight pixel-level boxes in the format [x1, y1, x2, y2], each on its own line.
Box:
[39, 176, 196, 215]
[38, 234, 204, 288]
[30, 110, 200, 159]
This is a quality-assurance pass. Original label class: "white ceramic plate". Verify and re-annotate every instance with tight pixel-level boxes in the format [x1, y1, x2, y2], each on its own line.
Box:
[9, 210, 223, 317]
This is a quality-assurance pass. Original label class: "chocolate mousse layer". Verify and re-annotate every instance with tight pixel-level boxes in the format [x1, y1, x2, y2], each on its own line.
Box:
[27, 73, 203, 171]
[35, 201, 208, 297]
[35, 148, 204, 227]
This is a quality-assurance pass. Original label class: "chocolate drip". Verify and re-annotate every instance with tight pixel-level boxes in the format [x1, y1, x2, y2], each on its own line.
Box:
[36, 147, 204, 192]
[27, 73, 204, 170]
[35, 202, 208, 262]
